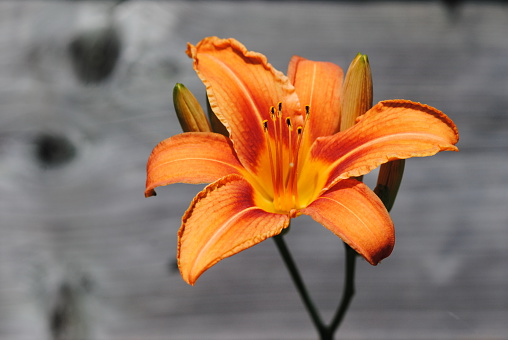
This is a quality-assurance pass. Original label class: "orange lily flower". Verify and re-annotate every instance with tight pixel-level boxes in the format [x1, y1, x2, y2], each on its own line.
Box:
[145, 37, 459, 285]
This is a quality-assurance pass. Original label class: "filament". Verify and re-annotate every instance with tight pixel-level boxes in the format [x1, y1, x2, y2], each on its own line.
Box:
[263, 119, 278, 203]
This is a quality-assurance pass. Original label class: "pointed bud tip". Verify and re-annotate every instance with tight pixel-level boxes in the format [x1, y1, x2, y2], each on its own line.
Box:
[173, 83, 186, 94]
[355, 53, 369, 63]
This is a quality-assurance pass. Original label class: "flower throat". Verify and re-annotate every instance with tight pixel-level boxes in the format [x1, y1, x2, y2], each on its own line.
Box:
[262, 103, 310, 214]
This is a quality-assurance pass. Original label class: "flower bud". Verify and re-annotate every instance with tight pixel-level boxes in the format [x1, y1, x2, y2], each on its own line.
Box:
[173, 83, 211, 132]
[374, 159, 405, 212]
[206, 96, 229, 137]
[340, 53, 373, 131]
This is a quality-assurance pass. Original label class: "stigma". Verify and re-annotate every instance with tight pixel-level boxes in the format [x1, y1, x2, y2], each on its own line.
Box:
[262, 103, 310, 213]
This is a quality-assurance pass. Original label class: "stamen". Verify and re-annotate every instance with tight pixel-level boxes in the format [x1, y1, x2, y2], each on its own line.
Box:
[269, 106, 281, 200]
[276, 103, 284, 200]
[291, 127, 304, 206]
[270, 106, 276, 120]
[262, 119, 277, 202]
[286, 117, 293, 136]
[285, 117, 293, 189]
[297, 105, 311, 154]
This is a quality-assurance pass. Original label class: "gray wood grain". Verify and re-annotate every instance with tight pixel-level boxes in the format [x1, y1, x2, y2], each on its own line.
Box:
[1, 1, 507, 339]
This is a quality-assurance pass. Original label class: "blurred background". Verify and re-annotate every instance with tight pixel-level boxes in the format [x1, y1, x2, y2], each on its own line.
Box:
[0, 1, 507, 339]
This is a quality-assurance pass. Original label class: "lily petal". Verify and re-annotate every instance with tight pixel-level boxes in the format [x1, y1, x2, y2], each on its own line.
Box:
[287, 56, 343, 148]
[186, 37, 301, 177]
[178, 175, 290, 285]
[145, 133, 243, 197]
[301, 100, 459, 195]
[300, 179, 394, 265]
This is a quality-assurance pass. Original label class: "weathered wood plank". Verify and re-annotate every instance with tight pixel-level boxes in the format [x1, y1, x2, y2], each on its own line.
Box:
[1, 1, 507, 339]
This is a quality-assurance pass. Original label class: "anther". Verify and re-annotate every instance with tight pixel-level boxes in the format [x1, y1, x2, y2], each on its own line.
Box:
[263, 120, 269, 132]
[286, 117, 292, 130]
[270, 106, 276, 120]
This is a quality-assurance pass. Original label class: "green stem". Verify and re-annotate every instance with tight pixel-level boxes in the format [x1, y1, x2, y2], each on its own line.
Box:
[273, 234, 326, 334]
[328, 243, 357, 336]
[274, 235, 357, 340]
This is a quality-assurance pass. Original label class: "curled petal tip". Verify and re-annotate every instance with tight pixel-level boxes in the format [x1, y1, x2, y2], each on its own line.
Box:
[185, 42, 196, 59]
[144, 189, 156, 198]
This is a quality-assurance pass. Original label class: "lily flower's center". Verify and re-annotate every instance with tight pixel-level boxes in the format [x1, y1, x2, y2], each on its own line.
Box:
[262, 103, 310, 215]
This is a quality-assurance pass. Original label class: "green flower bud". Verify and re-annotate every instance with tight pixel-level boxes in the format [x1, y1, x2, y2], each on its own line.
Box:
[206, 96, 229, 137]
[340, 53, 373, 131]
[374, 159, 405, 212]
[173, 83, 211, 132]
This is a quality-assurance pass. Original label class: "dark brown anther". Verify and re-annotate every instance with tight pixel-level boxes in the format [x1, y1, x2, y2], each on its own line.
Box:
[286, 117, 292, 129]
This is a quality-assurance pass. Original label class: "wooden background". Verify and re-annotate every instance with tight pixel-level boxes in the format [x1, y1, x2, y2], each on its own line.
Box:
[1, 1, 507, 339]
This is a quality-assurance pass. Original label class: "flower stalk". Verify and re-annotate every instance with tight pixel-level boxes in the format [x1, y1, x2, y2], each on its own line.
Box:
[273, 234, 325, 334]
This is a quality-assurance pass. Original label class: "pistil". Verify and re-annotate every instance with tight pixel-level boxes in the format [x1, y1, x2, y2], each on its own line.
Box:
[285, 117, 294, 189]
[276, 103, 285, 201]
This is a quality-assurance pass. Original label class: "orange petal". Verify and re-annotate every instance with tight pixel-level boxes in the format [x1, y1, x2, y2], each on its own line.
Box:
[300, 179, 394, 265]
[186, 37, 301, 177]
[178, 175, 290, 285]
[145, 132, 243, 197]
[302, 100, 459, 193]
[287, 56, 343, 147]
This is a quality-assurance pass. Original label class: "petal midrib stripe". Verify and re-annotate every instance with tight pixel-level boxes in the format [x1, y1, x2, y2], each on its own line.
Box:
[191, 206, 260, 273]
[150, 157, 241, 173]
[328, 131, 455, 172]
[206, 54, 264, 123]
[320, 195, 376, 238]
